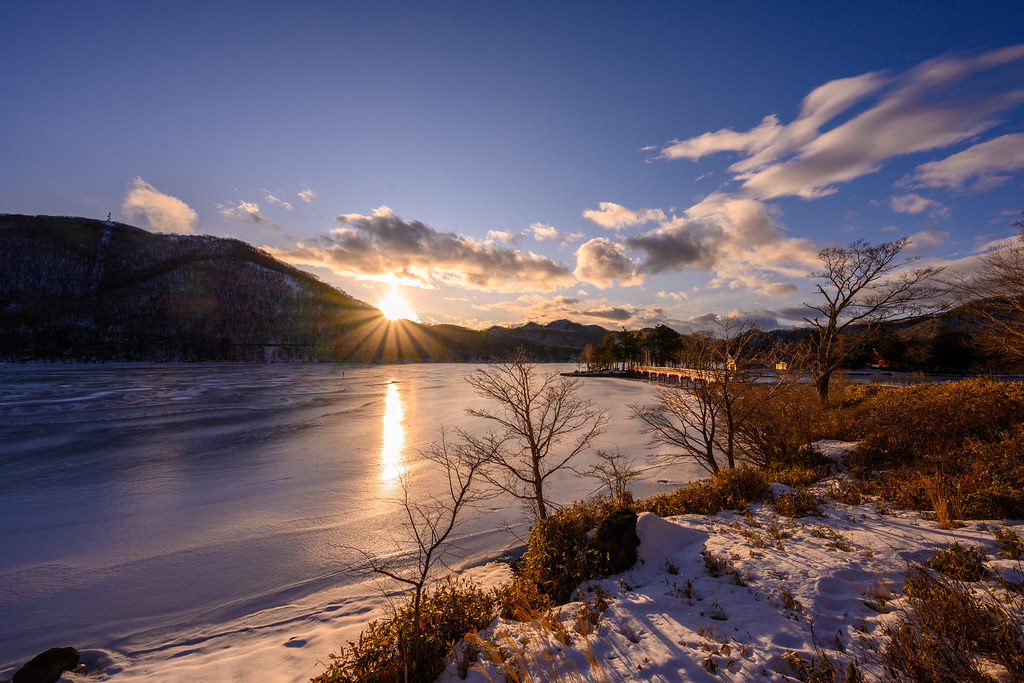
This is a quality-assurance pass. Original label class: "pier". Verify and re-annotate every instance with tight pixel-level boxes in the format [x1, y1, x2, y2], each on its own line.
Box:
[634, 365, 725, 385]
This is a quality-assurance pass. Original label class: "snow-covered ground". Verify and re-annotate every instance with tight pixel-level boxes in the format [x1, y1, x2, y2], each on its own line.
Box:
[442, 442, 1024, 682]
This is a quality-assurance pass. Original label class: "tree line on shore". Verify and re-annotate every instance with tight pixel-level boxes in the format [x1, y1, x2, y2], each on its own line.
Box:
[582, 218, 1024, 386]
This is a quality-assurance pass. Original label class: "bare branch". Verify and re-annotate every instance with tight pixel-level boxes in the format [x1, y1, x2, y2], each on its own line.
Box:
[803, 238, 944, 401]
[948, 221, 1024, 365]
[352, 429, 493, 634]
[460, 350, 609, 520]
[630, 317, 784, 474]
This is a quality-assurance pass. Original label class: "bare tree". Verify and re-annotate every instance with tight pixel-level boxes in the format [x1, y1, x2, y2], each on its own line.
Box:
[804, 238, 942, 402]
[952, 215, 1024, 365]
[707, 319, 789, 468]
[360, 430, 496, 634]
[583, 449, 641, 505]
[630, 319, 780, 475]
[461, 350, 609, 520]
[632, 375, 723, 475]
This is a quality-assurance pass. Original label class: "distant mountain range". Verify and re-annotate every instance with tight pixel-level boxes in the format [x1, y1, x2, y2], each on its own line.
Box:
[0, 215, 609, 362]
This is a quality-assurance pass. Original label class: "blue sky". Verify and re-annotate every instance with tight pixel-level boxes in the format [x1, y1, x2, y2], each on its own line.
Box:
[3, 1, 1023, 331]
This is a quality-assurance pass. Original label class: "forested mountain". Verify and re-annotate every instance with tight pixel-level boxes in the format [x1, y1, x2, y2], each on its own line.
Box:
[0, 214, 385, 361]
[0, 215, 608, 362]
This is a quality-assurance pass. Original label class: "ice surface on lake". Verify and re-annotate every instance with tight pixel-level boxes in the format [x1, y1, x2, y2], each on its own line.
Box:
[0, 363, 698, 677]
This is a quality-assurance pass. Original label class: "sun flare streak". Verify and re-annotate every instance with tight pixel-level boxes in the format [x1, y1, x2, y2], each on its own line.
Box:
[380, 381, 406, 483]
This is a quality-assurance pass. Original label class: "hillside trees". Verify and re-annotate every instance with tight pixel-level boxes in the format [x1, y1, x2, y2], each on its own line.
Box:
[461, 351, 608, 520]
[804, 238, 942, 402]
[952, 214, 1024, 366]
[642, 324, 683, 365]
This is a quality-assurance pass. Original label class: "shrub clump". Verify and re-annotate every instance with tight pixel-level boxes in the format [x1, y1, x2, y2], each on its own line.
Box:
[636, 467, 769, 517]
[837, 381, 1024, 521]
[882, 566, 1024, 681]
[510, 468, 770, 609]
[314, 577, 497, 683]
[734, 383, 825, 469]
[925, 543, 989, 582]
[772, 491, 824, 518]
[762, 443, 835, 489]
[995, 526, 1024, 560]
[850, 379, 1024, 470]
[510, 497, 625, 607]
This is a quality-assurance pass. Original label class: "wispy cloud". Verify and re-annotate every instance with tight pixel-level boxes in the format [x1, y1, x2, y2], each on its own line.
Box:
[907, 133, 1024, 191]
[890, 193, 950, 218]
[488, 222, 582, 246]
[262, 191, 294, 212]
[660, 45, 1024, 199]
[121, 177, 198, 234]
[297, 186, 317, 204]
[269, 206, 574, 293]
[218, 200, 265, 224]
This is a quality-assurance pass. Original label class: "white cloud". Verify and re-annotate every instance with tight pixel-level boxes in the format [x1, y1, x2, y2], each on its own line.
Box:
[890, 193, 949, 218]
[624, 194, 818, 281]
[906, 229, 950, 252]
[487, 229, 516, 243]
[729, 73, 889, 175]
[908, 133, 1024, 190]
[660, 45, 1024, 200]
[298, 186, 317, 204]
[218, 200, 265, 224]
[660, 114, 785, 161]
[527, 222, 560, 242]
[269, 206, 575, 293]
[755, 282, 801, 297]
[573, 238, 642, 288]
[121, 177, 198, 234]
[582, 202, 666, 230]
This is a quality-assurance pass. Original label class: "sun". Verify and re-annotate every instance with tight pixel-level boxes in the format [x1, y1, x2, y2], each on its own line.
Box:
[377, 286, 419, 322]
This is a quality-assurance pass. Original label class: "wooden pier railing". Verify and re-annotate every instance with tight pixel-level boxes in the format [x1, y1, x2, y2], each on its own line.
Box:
[634, 365, 725, 385]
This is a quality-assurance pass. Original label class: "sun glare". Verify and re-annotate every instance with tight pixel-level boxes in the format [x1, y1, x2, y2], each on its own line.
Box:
[379, 381, 406, 483]
[378, 287, 418, 322]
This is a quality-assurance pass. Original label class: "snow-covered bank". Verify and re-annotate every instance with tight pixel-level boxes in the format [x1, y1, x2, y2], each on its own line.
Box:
[441, 445, 1024, 682]
[3, 555, 515, 683]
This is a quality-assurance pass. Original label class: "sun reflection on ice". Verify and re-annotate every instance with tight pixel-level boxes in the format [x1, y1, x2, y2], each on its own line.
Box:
[380, 381, 406, 483]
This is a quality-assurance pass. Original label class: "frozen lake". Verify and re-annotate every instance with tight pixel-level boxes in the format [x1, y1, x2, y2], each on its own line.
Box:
[0, 363, 697, 679]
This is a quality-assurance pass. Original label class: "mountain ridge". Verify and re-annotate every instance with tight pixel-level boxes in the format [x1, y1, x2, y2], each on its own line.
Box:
[0, 214, 609, 362]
